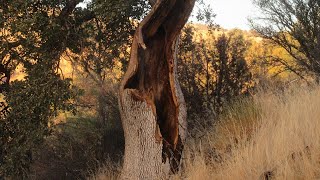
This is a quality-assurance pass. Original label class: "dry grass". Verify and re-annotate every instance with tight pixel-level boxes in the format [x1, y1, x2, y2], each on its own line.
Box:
[94, 86, 320, 179]
[89, 161, 121, 180]
[180, 87, 320, 180]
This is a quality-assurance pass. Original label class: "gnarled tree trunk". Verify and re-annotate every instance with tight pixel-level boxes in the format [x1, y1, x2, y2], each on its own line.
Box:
[119, 0, 195, 179]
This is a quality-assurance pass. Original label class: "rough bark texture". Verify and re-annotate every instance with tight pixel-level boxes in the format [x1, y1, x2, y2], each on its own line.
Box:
[119, 0, 195, 179]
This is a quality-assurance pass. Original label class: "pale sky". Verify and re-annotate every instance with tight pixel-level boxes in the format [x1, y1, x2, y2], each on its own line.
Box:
[206, 0, 257, 30]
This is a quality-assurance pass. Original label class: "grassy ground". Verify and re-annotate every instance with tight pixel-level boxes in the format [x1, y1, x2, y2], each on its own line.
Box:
[94, 86, 320, 179]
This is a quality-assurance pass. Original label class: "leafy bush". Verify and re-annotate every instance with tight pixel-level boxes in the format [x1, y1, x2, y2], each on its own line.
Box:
[0, 69, 80, 178]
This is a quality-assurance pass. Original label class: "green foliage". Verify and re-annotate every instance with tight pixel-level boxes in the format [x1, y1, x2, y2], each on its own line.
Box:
[194, 0, 216, 29]
[0, 0, 87, 177]
[69, 0, 147, 126]
[74, 0, 148, 74]
[0, 65, 81, 177]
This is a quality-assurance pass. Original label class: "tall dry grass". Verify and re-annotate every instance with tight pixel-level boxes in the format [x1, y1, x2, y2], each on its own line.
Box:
[94, 87, 320, 179]
[180, 87, 320, 180]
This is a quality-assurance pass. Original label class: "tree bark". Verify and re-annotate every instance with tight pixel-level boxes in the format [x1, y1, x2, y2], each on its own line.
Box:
[119, 0, 195, 179]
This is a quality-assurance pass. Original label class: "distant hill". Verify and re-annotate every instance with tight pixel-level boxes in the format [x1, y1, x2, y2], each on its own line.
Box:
[191, 23, 263, 42]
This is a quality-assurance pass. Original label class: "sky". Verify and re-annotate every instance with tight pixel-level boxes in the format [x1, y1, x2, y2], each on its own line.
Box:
[205, 0, 258, 30]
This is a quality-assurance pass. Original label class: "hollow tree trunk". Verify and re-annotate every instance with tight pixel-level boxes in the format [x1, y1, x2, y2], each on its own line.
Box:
[119, 0, 195, 179]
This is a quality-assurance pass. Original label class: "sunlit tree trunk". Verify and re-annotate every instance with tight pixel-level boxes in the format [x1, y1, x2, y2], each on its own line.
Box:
[119, 0, 195, 179]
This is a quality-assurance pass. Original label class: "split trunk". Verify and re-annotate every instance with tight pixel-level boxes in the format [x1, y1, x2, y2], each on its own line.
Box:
[119, 0, 195, 179]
